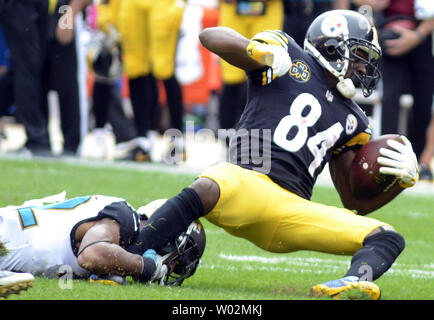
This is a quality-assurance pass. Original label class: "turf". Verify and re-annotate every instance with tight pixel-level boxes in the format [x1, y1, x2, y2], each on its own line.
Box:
[0, 157, 433, 300]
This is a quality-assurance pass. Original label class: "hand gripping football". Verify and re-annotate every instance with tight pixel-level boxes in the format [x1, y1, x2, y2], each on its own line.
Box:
[349, 134, 401, 198]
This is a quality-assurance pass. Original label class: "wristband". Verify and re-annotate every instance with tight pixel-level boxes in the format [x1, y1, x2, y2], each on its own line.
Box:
[246, 40, 273, 65]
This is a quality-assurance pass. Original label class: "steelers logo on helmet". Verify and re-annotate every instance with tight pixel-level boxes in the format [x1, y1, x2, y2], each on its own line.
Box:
[321, 14, 348, 37]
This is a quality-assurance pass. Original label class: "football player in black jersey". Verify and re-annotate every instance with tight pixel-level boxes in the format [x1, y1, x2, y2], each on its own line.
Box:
[127, 10, 419, 299]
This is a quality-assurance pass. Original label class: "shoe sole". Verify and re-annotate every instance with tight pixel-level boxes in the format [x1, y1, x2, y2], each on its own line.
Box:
[0, 279, 34, 298]
[311, 281, 381, 300]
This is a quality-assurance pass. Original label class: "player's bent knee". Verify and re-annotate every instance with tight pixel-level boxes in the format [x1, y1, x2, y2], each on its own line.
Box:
[364, 227, 406, 256]
[190, 177, 220, 214]
[365, 225, 396, 239]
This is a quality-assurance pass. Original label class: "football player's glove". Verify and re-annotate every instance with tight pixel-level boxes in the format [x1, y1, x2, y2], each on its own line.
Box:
[377, 135, 419, 188]
[246, 40, 292, 77]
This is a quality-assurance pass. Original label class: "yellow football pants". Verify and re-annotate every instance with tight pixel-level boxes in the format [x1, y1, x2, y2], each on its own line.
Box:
[149, 1, 184, 80]
[96, 0, 121, 32]
[218, 0, 284, 84]
[118, 0, 151, 78]
[200, 162, 388, 255]
[117, 0, 184, 79]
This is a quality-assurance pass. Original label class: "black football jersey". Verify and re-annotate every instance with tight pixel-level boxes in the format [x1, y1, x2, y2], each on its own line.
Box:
[229, 30, 371, 200]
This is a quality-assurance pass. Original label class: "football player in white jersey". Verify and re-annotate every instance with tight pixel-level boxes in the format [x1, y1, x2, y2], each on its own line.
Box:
[0, 192, 206, 295]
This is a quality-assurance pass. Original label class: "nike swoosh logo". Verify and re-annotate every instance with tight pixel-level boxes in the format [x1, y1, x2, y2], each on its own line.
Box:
[132, 213, 138, 232]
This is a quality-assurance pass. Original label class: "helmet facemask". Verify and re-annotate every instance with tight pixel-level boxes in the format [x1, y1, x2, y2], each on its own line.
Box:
[157, 221, 206, 286]
[345, 39, 381, 97]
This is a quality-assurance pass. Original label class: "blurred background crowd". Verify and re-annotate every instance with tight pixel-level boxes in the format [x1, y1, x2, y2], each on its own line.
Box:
[0, 0, 433, 180]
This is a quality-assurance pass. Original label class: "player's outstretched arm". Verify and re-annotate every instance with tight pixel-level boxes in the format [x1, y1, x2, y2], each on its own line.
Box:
[76, 218, 144, 277]
[329, 149, 406, 215]
[199, 26, 292, 76]
[199, 27, 263, 71]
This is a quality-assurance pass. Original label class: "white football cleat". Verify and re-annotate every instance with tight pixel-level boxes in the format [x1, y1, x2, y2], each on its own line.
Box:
[0, 271, 34, 298]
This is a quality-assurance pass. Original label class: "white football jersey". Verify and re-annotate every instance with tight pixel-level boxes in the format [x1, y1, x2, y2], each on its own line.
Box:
[0, 193, 127, 277]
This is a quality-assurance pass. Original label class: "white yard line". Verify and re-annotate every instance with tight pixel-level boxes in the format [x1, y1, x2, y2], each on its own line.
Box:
[214, 253, 434, 279]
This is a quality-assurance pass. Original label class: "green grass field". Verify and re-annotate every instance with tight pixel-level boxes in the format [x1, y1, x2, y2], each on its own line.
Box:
[1, 157, 433, 300]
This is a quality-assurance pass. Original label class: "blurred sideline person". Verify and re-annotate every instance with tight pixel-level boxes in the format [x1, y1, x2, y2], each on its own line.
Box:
[0, 26, 11, 142]
[283, 0, 349, 47]
[86, 0, 142, 161]
[126, 11, 419, 300]
[217, 0, 283, 131]
[149, 1, 185, 134]
[0, 192, 205, 287]
[40, 0, 91, 156]
[0, 0, 51, 156]
[419, 113, 434, 181]
[353, 0, 434, 172]
[117, 0, 185, 161]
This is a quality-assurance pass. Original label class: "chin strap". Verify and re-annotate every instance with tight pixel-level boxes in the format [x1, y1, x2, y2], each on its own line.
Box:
[336, 77, 356, 98]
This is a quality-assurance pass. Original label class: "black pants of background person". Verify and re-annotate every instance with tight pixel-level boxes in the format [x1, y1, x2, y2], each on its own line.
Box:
[380, 35, 434, 160]
[129, 75, 160, 137]
[163, 76, 184, 133]
[92, 81, 136, 143]
[40, 37, 81, 155]
[0, 0, 51, 153]
[283, 1, 333, 47]
[129, 75, 184, 135]
[0, 70, 13, 117]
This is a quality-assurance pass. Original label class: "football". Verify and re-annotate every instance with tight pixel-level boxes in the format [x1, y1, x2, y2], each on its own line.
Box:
[349, 134, 401, 198]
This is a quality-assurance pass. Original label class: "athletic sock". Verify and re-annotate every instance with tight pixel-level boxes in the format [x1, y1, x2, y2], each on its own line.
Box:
[345, 231, 405, 281]
[127, 188, 204, 255]
[136, 250, 157, 282]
